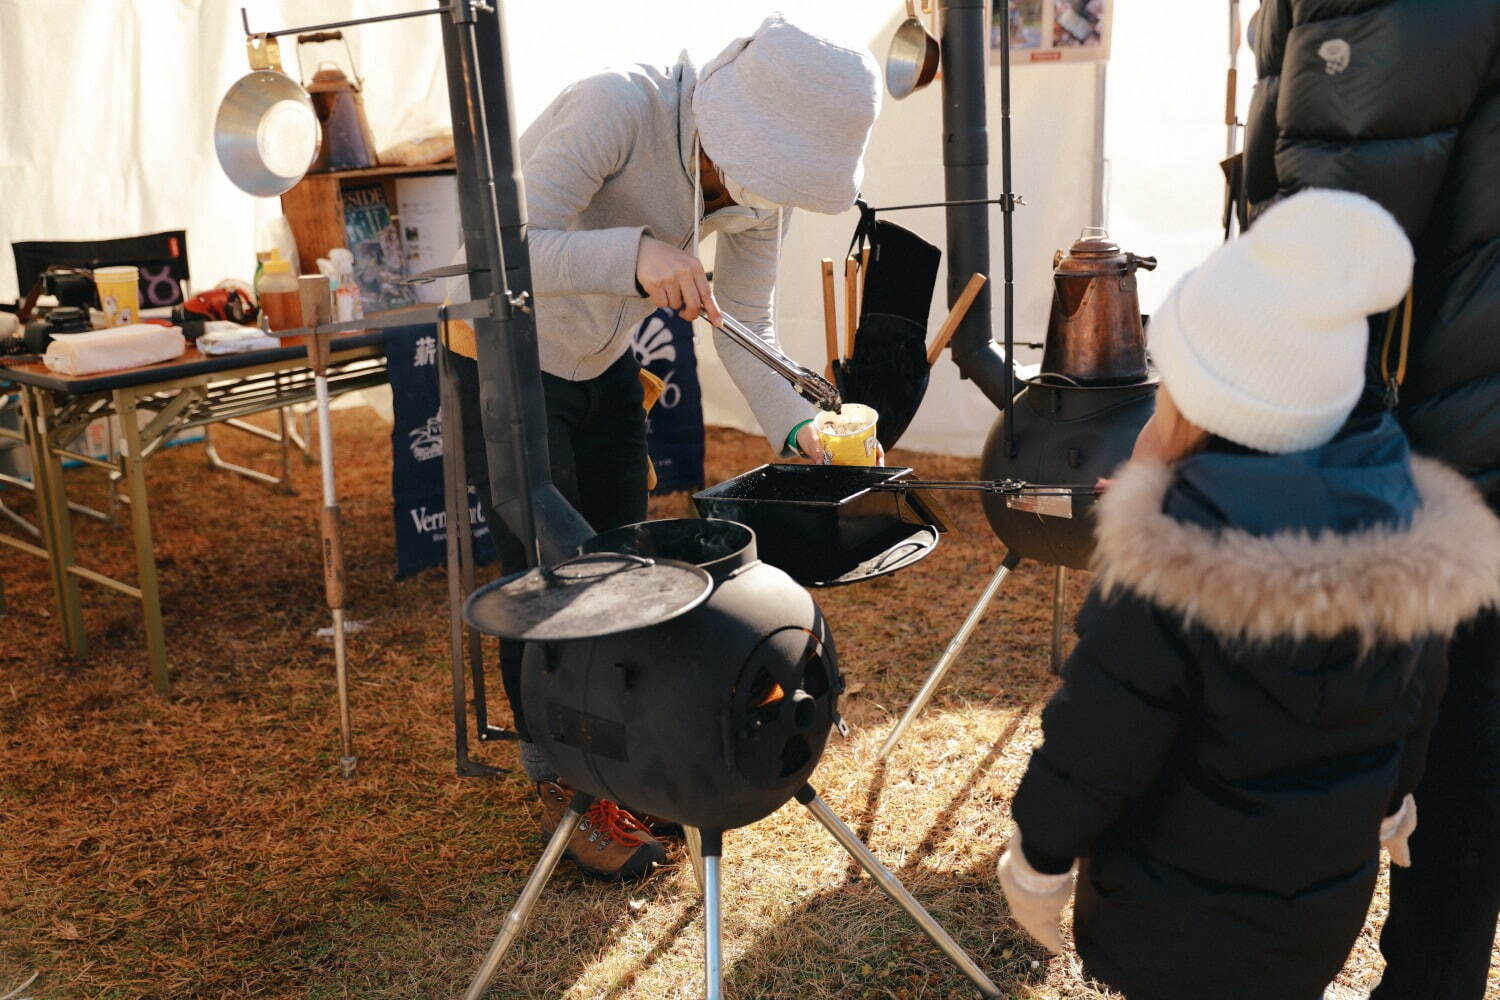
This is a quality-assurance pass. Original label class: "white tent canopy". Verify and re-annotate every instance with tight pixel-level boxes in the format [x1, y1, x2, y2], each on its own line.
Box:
[0, 0, 1245, 457]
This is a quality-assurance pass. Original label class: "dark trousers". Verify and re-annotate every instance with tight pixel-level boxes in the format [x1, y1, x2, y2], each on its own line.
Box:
[473, 351, 649, 738]
[1374, 607, 1500, 999]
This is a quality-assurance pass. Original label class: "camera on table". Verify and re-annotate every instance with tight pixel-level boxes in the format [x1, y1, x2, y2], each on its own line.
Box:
[3, 267, 97, 358]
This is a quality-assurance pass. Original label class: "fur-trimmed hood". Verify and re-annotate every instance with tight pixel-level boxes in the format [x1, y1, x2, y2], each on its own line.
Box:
[1093, 454, 1500, 647]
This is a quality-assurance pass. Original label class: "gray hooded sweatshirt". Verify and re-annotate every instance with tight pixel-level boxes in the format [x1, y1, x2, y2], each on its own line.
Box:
[518, 56, 814, 454]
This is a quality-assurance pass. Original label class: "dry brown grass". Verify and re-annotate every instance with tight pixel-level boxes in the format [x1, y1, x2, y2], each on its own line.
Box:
[0, 413, 1440, 998]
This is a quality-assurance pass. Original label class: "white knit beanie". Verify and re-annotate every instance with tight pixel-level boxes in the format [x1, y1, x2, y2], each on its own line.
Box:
[694, 14, 881, 215]
[1149, 189, 1413, 454]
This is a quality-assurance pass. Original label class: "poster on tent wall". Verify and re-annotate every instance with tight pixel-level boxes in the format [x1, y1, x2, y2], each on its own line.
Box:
[992, 0, 1113, 64]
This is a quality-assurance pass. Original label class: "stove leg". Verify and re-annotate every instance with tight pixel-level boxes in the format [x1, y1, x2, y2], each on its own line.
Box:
[877, 552, 1020, 760]
[700, 830, 724, 1000]
[463, 791, 592, 1000]
[685, 825, 707, 895]
[1050, 565, 1067, 676]
[797, 787, 1001, 998]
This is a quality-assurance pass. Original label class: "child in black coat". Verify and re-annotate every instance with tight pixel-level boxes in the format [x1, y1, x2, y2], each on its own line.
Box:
[997, 190, 1500, 1000]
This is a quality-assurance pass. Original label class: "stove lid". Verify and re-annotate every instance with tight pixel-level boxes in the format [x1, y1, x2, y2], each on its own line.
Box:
[464, 553, 712, 641]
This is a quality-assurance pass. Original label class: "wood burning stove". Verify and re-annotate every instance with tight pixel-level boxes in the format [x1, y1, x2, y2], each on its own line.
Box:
[526, 518, 843, 832]
[876, 1, 1160, 759]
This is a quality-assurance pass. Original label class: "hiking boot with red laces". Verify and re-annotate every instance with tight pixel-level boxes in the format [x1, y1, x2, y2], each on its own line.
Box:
[536, 781, 666, 881]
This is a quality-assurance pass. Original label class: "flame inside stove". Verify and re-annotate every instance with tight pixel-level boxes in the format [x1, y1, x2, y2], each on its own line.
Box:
[752, 681, 786, 709]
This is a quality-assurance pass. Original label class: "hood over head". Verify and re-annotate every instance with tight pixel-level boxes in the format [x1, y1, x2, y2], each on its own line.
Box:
[693, 14, 880, 214]
[1092, 415, 1500, 653]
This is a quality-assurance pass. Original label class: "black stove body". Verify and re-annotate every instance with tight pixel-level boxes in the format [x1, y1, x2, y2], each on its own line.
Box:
[526, 519, 841, 831]
[979, 380, 1155, 569]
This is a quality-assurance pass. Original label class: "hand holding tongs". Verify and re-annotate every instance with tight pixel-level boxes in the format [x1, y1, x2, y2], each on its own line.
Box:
[871, 479, 1102, 498]
[711, 310, 843, 412]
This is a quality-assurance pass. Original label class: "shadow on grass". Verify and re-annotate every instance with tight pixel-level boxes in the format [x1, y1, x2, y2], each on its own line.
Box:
[597, 901, 701, 1000]
[719, 847, 1051, 999]
[713, 701, 1050, 999]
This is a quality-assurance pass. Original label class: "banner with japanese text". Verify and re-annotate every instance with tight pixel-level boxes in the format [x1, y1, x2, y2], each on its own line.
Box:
[386, 325, 496, 580]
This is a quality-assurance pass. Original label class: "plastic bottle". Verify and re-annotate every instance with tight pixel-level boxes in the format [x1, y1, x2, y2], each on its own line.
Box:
[258, 256, 303, 346]
[252, 250, 273, 301]
[328, 248, 362, 322]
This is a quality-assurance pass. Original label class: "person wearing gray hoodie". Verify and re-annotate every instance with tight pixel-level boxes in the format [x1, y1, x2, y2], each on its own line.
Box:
[451, 14, 881, 881]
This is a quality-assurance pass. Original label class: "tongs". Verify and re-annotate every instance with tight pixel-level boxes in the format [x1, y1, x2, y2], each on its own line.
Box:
[712, 310, 843, 412]
[870, 479, 1102, 498]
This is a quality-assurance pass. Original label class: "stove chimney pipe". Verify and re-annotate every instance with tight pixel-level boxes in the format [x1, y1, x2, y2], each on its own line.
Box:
[439, 3, 592, 564]
[940, 0, 1014, 413]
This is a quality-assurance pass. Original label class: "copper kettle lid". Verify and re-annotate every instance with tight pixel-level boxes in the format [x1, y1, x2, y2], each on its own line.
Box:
[306, 66, 357, 93]
[1053, 226, 1156, 276]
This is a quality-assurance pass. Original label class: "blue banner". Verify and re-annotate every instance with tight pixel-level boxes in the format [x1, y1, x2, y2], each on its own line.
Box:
[630, 309, 705, 495]
[386, 325, 496, 580]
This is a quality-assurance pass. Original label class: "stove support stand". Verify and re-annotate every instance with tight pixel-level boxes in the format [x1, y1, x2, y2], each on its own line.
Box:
[463, 790, 594, 1000]
[1050, 566, 1067, 676]
[700, 830, 725, 1000]
[797, 788, 1001, 996]
[462, 788, 1001, 999]
[878, 551, 1022, 760]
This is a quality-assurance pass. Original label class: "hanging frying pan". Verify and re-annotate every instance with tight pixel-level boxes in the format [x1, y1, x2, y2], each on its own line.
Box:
[214, 70, 321, 197]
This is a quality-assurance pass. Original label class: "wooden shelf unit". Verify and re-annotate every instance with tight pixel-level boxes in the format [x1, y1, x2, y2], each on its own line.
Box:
[279, 161, 457, 271]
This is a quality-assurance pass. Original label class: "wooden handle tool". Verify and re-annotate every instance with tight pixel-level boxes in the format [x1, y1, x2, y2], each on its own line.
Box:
[858, 246, 871, 317]
[820, 258, 838, 379]
[927, 272, 988, 366]
[844, 255, 859, 359]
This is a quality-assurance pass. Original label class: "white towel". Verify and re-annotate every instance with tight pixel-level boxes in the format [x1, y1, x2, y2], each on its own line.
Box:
[197, 323, 281, 355]
[43, 325, 186, 376]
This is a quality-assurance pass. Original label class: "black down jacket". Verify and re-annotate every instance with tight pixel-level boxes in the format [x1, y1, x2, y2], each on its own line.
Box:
[1243, 0, 1500, 502]
[1010, 417, 1500, 1000]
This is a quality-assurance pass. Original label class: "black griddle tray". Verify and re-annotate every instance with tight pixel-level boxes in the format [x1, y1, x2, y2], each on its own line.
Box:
[692, 464, 949, 587]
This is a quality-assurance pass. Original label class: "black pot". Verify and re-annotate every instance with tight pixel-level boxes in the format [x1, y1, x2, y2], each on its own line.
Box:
[524, 518, 841, 831]
[980, 378, 1156, 570]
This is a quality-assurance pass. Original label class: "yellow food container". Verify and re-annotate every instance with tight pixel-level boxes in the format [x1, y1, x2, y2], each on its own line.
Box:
[813, 403, 880, 466]
[95, 265, 140, 327]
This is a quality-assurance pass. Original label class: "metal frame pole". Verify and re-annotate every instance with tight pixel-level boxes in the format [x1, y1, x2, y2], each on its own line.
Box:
[1091, 63, 1109, 230]
[798, 787, 1001, 998]
[22, 387, 87, 659]
[113, 388, 168, 690]
[998, 0, 1017, 457]
[305, 332, 356, 780]
[877, 551, 1020, 759]
[1227, 0, 1242, 160]
[439, 314, 505, 778]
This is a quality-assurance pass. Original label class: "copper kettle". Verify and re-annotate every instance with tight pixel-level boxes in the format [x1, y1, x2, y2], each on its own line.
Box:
[298, 32, 379, 172]
[1040, 227, 1157, 384]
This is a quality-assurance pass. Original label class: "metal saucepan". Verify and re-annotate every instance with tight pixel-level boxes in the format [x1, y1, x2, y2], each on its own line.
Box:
[214, 70, 321, 197]
[886, 0, 940, 100]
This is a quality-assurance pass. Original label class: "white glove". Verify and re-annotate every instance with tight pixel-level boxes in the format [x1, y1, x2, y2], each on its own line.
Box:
[996, 832, 1076, 954]
[1380, 794, 1418, 868]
